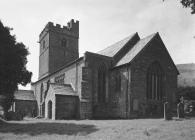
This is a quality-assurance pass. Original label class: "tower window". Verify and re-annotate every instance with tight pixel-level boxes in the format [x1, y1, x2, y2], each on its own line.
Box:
[61, 39, 67, 48]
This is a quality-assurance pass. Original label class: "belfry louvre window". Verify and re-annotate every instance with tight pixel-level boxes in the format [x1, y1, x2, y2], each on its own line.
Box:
[146, 62, 164, 100]
[61, 39, 67, 48]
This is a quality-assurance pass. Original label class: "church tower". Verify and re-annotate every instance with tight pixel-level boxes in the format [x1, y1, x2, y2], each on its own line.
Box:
[38, 19, 79, 79]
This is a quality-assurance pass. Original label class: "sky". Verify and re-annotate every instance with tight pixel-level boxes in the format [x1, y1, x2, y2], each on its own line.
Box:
[0, 0, 195, 89]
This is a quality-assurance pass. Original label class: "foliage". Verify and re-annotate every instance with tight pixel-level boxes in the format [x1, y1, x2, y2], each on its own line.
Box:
[163, 0, 195, 14]
[0, 20, 32, 112]
[180, 0, 195, 14]
[177, 86, 195, 100]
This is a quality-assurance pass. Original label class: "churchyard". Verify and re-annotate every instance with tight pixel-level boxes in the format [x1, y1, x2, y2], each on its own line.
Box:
[0, 117, 195, 140]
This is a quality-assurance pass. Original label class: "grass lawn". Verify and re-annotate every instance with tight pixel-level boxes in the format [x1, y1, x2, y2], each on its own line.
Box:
[0, 118, 195, 140]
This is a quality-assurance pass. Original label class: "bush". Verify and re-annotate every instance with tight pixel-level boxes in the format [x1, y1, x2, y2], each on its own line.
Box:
[6, 111, 23, 121]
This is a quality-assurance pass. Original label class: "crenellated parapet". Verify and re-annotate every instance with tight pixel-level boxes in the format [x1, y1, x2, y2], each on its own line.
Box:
[39, 19, 79, 41]
[38, 19, 79, 79]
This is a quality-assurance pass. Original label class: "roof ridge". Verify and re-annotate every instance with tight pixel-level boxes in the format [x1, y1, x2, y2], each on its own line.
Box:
[114, 32, 158, 67]
[97, 33, 137, 57]
[98, 33, 137, 53]
[141, 32, 158, 40]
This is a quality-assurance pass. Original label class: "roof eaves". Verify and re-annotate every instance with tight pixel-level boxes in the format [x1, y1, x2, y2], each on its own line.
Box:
[113, 32, 138, 58]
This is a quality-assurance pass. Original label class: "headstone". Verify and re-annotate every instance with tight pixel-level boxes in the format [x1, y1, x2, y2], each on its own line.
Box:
[164, 102, 168, 120]
[164, 102, 172, 120]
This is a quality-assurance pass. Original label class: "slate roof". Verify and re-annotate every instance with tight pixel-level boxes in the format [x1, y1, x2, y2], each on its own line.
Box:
[50, 83, 78, 96]
[115, 33, 157, 67]
[31, 57, 84, 85]
[14, 90, 35, 101]
[97, 33, 137, 57]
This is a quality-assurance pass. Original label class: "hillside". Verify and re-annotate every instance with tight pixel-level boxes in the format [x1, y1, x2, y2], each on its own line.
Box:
[177, 63, 195, 87]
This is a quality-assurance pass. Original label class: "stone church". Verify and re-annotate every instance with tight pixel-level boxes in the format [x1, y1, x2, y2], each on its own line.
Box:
[31, 19, 179, 120]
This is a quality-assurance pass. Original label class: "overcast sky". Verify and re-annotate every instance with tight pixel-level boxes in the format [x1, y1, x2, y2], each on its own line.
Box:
[0, 0, 195, 89]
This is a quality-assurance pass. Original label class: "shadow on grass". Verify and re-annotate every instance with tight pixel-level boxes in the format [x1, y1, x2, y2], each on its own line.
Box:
[0, 121, 98, 136]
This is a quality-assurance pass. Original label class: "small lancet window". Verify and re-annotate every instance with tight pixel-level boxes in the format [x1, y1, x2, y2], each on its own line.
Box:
[61, 39, 67, 48]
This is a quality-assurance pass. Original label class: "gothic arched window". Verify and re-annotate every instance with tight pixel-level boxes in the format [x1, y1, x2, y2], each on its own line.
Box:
[98, 64, 106, 103]
[146, 62, 164, 100]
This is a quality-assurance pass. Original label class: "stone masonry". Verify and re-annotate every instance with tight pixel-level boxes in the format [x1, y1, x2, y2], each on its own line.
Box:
[31, 19, 178, 120]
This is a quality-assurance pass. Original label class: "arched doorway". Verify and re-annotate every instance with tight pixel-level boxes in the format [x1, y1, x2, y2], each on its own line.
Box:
[48, 100, 52, 119]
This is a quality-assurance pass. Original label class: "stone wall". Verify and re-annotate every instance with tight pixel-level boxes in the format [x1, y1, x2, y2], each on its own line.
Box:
[107, 68, 130, 118]
[49, 29, 79, 75]
[80, 67, 92, 119]
[92, 34, 178, 119]
[39, 20, 79, 79]
[32, 58, 84, 117]
[39, 27, 50, 79]
[55, 95, 79, 120]
[83, 52, 113, 118]
[45, 86, 56, 120]
[130, 34, 178, 117]
[33, 31, 178, 120]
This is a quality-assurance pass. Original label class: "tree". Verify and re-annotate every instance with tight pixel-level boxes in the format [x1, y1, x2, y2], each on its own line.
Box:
[164, 0, 195, 14]
[0, 20, 32, 117]
[180, 0, 195, 14]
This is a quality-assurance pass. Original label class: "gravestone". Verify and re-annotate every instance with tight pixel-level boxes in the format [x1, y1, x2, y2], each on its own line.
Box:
[164, 102, 172, 120]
